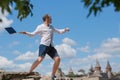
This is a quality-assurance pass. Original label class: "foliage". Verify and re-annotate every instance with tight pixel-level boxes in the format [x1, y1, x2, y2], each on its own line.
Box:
[0, 0, 120, 21]
[66, 72, 75, 77]
[81, 0, 120, 17]
[0, 0, 33, 21]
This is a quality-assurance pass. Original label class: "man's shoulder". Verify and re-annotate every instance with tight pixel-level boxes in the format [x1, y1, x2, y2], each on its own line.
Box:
[37, 24, 44, 28]
[38, 24, 44, 26]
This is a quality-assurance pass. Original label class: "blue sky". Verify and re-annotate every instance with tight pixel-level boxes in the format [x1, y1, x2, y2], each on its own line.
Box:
[0, 0, 120, 75]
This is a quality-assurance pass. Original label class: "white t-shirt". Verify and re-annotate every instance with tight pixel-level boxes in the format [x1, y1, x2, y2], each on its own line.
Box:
[26, 23, 67, 46]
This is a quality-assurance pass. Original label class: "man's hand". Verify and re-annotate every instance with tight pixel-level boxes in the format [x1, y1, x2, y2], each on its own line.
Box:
[65, 28, 70, 32]
[19, 31, 27, 34]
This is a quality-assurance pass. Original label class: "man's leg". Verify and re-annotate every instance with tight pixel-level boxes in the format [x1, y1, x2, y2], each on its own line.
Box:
[29, 56, 44, 72]
[52, 56, 60, 76]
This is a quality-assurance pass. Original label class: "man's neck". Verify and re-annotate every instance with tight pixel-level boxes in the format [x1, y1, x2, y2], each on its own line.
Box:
[44, 22, 50, 26]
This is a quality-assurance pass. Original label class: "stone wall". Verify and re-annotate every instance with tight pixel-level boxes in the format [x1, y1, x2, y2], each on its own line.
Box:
[0, 71, 41, 80]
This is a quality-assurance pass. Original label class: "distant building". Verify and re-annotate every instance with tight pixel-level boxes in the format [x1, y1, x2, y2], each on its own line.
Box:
[88, 65, 94, 74]
[54, 60, 116, 80]
[87, 60, 109, 80]
[106, 61, 113, 79]
[77, 69, 85, 76]
[111, 72, 120, 80]
[55, 68, 66, 79]
[68, 67, 74, 76]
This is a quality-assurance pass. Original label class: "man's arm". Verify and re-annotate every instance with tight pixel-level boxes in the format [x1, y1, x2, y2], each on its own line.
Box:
[53, 27, 70, 34]
[20, 26, 40, 36]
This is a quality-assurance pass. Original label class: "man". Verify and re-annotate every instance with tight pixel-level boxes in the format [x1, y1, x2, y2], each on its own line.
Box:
[20, 14, 70, 80]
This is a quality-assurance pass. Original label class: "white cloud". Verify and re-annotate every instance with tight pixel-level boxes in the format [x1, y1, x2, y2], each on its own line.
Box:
[77, 45, 90, 53]
[55, 40, 76, 58]
[13, 62, 32, 72]
[13, 50, 22, 55]
[88, 53, 111, 60]
[0, 7, 13, 31]
[15, 51, 38, 61]
[94, 38, 120, 55]
[62, 37, 76, 46]
[55, 37, 77, 58]
[0, 56, 32, 72]
[0, 56, 14, 68]
[70, 53, 111, 65]
[111, 63, 120, 72]
[0, 55, 32, 72]
[68, 37, 120, 73]
[70, 38, 120, 66]
[0, 55, 44, 73]
[9, 41, 20, 48]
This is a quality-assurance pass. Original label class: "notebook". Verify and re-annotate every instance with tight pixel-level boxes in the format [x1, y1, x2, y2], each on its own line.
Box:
[5, 27, 17, 34]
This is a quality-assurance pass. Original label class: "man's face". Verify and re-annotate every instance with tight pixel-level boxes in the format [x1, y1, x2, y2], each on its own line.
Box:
[46, 17, 52, 24]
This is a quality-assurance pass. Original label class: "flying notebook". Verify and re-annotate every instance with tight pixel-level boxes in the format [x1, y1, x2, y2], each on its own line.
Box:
[5, 27, 17, 34]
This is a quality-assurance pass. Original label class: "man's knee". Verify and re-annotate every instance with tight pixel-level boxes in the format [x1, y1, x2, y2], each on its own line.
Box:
[54, 57, 60, 62]
[37, 56, 44, 62]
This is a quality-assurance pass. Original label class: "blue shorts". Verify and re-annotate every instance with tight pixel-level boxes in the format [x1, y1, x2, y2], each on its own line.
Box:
[39, 44, 59, 59]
